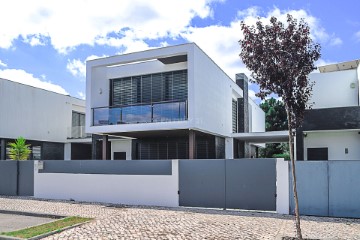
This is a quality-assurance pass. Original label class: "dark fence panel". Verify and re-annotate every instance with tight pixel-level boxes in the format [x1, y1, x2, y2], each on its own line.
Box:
[39, 160, 172, 175]
[290, 160, 360, 218]
[289, 161, 328, 216]
[329, 161, 360, 218]
[179, 160, 226, 208]
[226, 159, 276, 211]
[18, 161, 34, 196]
[179, 159, 277, 211]
[0, 161, 34, 196]
[0, 161, 17, 195]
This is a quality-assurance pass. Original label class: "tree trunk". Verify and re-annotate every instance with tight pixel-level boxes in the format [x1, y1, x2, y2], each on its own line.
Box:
[286, 105, 303, 239]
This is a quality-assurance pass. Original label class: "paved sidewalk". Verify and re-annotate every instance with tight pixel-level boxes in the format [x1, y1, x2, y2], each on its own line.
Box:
[0, 196, 359, 239]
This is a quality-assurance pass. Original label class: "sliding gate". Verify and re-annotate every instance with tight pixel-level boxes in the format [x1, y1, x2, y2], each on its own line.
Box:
[179, 159, 276, 211]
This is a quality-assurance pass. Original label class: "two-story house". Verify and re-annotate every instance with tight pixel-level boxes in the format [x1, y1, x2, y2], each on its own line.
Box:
[296, 59, 360, 160]
[86, 43, 265, 160]
[0, 78, 91, 160]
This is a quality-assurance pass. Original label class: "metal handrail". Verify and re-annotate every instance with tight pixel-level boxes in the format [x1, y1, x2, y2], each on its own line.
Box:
[92, 100, 188, 126]
[92, 99, 187, 110]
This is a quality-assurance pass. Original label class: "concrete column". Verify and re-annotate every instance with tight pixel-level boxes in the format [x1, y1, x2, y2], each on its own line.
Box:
[64, 143, 71, 160]
[102, 135, 108, 160]
[236, 73, 249, 133]
[189, 130, 196, 159]
[0, 139, 5, 160]
[276, 158, 290, 214]
[225, 138, 234, 159]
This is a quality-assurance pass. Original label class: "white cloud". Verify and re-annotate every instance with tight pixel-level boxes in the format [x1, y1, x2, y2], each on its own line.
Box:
[0, 60, 7, 67]
[355, 31, 360, 42]
[77, 91, 86, 100]
[329, 37, 343, 46]
[181, 7, 338, 82]
[67, 59, 86, 79]
[0, 69, 68, 95]
[0, 0, 220, 53]
[67, 54, 109, 81]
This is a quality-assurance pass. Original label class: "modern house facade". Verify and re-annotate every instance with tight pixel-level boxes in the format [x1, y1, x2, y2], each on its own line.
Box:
[296, 60, 360, 160]
[0, 78, 91, 160]
[86, 43, 265, 160]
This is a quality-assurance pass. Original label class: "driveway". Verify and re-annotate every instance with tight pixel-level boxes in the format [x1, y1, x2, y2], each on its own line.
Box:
[0, 212, 56, 232]
[0, 196, 359, 239]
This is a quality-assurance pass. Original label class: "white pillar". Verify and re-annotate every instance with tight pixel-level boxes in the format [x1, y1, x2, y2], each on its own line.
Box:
[64, 143, 71, 160]
[225, 138, 234, 159]
[276, 158, 289, 214]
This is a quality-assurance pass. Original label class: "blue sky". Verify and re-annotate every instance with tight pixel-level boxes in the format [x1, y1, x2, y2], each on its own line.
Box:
[0, 0, 359, 100]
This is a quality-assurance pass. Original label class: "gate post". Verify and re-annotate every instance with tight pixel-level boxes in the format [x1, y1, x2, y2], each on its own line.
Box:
[276, 158, 289, 214]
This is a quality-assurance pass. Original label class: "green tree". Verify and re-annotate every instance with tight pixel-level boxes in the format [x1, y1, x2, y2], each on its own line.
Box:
[259, 98, 289, 159]
[260, 97, 288, 131]
[239, 14, 321, 239]
[7, 137, 31, 160]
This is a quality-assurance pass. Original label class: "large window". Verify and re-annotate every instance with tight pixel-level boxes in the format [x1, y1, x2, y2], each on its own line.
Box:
[232, 99, 238, 133]
[110, 70, 188, 106]
[71, 112, 86, 138]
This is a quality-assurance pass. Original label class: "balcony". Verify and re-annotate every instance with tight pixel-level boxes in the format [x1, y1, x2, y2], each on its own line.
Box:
[67, 126, 91, 139]
[92, 100, 187, 126]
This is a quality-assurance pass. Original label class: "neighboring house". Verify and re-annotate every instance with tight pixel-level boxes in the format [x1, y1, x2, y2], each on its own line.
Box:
[296, 59, 360, 160]
[86, 43, 265, 160]
[0, 78, 91, 160]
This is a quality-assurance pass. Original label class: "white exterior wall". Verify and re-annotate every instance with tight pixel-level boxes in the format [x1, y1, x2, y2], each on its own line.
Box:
[309, 70, 358, 109]
[34, 160, 179, 207]
[358, 64, 360, 104]
[111, 139, 132, 160]
[0, 78, 85, 142]
[86, 44, 193, 135]
[191, 46, 243, 136]
[249, 100, 265, 132]
[304, 131, 360, 160]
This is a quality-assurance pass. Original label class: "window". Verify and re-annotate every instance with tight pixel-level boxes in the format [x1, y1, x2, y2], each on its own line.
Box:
[111, 70, 188, 106]
[232, 99, 238, 133]
[72, 112, 85, 138]
[307, 148, 328, 160]
[72, 112, 85, 127]
[32, 146, 41, 160]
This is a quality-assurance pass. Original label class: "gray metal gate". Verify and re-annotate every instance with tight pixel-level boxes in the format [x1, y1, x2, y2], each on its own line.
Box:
[0, 161, 34, 196]
[179, 159, 276, 211]
[289, 161, 360, 218]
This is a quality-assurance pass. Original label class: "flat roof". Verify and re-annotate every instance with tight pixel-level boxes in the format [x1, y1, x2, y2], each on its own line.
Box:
[232, 131, 289, 143]
[319, 59, 360, 73]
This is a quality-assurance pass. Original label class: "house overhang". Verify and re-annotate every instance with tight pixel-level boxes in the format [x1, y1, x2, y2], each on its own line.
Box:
[232, 131, 289, 143]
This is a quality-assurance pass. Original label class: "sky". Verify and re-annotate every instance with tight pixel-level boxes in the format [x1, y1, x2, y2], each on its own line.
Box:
[0, 0, 359, 101]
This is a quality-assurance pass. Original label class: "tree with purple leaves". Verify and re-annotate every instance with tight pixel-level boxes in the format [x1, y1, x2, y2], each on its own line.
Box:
[239, 14, 321, 239]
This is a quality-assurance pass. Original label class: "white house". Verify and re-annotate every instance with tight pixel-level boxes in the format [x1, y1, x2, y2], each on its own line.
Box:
[0, 78, 91, 160]
[86, 43, 265, 160]
[296, 59, 360, 160]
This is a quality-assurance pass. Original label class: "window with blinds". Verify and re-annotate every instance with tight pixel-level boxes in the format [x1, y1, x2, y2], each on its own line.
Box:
[111, 70, 187, 106]
[232, 99, 238, 133]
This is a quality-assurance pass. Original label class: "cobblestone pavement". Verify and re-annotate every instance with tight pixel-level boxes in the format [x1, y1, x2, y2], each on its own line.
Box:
[0, 196, 359, 239]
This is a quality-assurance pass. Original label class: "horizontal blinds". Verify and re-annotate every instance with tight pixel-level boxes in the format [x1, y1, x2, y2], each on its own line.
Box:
[232, 99, 238, 133]
[111, 70, 187, 106]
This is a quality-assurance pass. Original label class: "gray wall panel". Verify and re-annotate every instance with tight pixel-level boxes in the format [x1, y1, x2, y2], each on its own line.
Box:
[18, 161, 34, 196]
[289, 162, 328, 216]
[329, 161, 360, 218]
[179, 160, 225, 208]
[226, 159, 276, 211]
[39, 160, 172, 175]
[0, 161, 17, 195]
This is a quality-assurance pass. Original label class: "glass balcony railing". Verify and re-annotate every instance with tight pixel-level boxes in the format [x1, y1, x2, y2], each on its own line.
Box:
[92, 100, 187, 126]
[67, 126, 91, 139]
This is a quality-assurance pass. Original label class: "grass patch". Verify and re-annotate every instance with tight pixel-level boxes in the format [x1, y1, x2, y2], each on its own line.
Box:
[1, 216, 92, 239]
